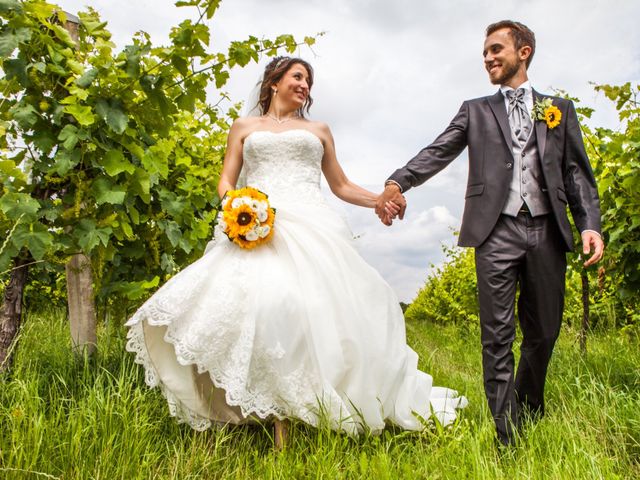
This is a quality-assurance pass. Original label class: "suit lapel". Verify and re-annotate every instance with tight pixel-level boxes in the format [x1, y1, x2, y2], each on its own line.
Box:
[488, 90, 512, 148]
[533, 89, 547, 159]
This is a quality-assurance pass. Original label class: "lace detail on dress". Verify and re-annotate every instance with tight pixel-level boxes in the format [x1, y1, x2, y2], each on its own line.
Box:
[125, 248, 352, 431]
[242, 129, 326, 207]
[125, 322, 214, 431]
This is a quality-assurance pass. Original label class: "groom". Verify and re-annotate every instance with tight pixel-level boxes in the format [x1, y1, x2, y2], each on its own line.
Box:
[376, 20, 604, 445]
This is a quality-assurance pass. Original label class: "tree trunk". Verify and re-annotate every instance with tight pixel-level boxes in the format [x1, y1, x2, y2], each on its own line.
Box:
[0, 256, 30, 373]
[579, 271, 590, 355]
[66, 253, 97, 356]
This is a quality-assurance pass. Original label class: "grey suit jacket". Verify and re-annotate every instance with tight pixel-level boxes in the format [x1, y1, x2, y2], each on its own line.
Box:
[388, 90, 601, 251]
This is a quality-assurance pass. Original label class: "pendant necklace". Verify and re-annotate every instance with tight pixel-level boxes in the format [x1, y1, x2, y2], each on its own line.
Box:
[266, 113, 298, 124]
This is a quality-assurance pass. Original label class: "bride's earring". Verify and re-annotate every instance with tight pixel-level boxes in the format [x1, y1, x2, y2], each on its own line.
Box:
[272, 88, 277, 96]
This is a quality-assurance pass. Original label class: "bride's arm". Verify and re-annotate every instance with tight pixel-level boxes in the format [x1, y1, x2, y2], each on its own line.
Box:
[217, 120, 246, 198]
[319, 124, 380, 208]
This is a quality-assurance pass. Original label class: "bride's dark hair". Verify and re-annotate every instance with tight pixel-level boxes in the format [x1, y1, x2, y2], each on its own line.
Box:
[257, 56, 314, 117]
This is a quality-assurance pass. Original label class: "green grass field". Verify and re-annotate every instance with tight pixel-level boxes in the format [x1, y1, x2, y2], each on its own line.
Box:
[1, 310, 638, 479]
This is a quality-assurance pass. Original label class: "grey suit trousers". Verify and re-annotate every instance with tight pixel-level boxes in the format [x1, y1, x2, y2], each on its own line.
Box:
[475, 211, 567, 445]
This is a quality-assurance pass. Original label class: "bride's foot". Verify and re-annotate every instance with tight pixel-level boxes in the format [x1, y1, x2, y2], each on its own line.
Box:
[273, 419, 290, 451]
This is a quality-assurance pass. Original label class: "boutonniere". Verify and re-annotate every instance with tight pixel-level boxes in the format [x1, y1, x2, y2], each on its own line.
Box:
[531, 98, 562, 129]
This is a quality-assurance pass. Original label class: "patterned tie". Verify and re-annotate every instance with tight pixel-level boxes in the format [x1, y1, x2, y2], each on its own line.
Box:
[506, 88, 532, 145]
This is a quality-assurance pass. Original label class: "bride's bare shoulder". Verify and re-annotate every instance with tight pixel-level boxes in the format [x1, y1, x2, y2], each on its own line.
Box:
[230, 116, 268, 140]
[232, 116, 263, 130]
[305, 120, 333, 143]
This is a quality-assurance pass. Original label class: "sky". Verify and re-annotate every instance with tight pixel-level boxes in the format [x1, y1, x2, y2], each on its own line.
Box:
[58, 0, 640, 301]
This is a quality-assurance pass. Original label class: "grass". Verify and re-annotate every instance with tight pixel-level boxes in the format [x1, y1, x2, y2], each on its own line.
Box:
[1, 310, 639, 479]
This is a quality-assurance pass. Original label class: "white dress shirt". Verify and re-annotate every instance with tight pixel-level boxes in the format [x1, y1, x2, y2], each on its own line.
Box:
[500, 80, 533, 117]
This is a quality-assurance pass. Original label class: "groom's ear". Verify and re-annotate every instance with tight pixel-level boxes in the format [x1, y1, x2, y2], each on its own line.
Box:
[519, 45, 532, 66]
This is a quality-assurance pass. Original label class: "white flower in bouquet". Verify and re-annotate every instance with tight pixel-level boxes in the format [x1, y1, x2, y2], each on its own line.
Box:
[257, 208, 268, 222]
[258, 225, 271, 238]
[244, 229, 259, 241]
[231, 197, 247, 209]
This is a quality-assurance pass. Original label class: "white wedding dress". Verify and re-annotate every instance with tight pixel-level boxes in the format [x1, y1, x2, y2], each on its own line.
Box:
[126, 129, 467, 434]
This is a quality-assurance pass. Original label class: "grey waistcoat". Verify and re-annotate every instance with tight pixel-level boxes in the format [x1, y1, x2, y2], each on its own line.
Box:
[501, 124, 552, 217]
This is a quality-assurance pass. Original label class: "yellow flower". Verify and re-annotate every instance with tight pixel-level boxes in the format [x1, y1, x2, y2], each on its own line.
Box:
[532, 98, 562, 129]
[234, 186, 268, 202]
[224, 204, 256, 236]
[217, 186, 275, 249]
[544, 105, 562, 129]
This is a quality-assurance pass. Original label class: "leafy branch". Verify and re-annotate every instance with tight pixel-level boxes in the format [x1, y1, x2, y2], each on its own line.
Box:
[0, 0, 319, 310]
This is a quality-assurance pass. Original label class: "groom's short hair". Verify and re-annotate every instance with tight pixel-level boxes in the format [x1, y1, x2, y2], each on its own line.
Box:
[486, 20, 536, 68]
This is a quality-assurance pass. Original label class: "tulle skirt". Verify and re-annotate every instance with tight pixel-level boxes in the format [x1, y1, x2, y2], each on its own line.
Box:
[125, 199, 466, 434]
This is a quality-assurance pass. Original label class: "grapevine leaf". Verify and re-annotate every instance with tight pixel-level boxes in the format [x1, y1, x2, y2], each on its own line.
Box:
[0, 192, 40, 221]
[162, 220, 181, 247]
[52, 149, 81, 176]
[10, 103, 38, 128]
[0, 0, 21, 14]
[102, 149, 134, 176]
[3, 57, 28, 86]
[0, 29, 18, 57]
[76, 218, 112, 252]
[91, 178, 126, 205]
[11, 222, 52, 260]
[95, 98, 128, 134]
[76, 68, 99, 88]
[64, 104, 96, 126]
[58, 124, 80, 150]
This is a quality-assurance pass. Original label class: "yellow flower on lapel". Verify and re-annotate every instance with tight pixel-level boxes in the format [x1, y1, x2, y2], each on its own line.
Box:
[532, 98, 562, 129]
[543, 105, 562, 129]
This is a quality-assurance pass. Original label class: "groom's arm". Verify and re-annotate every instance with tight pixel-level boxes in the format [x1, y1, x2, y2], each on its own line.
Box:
[375, 102, 469, 224]
[562, 99, 604, 266]
[388, 101, 470, 192]
[562, 100, 601, 234]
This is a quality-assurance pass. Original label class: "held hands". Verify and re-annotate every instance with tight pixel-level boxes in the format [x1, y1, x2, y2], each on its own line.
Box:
[581, 231, 605, 267]
[375, 183, 407, 226]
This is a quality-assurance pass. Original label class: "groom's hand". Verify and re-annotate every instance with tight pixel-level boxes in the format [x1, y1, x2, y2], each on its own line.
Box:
[581, 231, 605, 267]
[375, 183, 406, 225]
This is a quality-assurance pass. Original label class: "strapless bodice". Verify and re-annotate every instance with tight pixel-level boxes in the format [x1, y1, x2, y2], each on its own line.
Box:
[242, 129, 325, 206]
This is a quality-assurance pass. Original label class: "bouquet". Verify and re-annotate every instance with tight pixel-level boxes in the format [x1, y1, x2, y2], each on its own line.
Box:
[217, 187, 275, 249]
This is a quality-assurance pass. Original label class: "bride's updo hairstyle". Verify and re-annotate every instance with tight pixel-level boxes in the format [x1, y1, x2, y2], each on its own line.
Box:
[258, 56, 314, 117]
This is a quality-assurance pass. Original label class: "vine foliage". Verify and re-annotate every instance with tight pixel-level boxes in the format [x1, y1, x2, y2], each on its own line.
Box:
[0, 0, 315, 310]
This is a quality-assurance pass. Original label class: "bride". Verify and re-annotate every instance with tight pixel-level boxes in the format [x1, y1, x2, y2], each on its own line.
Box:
[126, 56, 467, 448]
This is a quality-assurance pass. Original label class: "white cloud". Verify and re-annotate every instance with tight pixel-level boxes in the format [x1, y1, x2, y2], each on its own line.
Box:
[350, 203, 461, 301]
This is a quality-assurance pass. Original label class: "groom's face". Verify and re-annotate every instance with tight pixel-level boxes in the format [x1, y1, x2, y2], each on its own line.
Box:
[483, 28, 524, 86]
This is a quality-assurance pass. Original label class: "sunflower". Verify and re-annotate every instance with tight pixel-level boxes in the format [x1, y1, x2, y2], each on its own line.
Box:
[543, 105, 562, 129]
[217, 186, 276, 249]
[223, 204, 257, 237]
